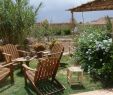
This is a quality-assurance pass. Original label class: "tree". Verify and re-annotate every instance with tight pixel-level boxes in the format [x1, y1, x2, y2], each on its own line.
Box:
[41, 19, 50, 41]
[0, 0, 42, 45]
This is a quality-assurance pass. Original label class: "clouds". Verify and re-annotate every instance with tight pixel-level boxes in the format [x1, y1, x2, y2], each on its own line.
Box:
[29, 0, 113, 23]
[33, 0, 76, 23]
[30, 0, 78, 23]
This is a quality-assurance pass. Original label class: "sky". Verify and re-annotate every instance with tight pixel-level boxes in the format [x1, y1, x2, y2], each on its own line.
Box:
[29, 0, 113, 23]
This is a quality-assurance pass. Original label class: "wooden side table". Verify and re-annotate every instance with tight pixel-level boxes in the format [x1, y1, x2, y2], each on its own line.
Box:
[67, 66, 83, 85]
[12, 57, 34, 72]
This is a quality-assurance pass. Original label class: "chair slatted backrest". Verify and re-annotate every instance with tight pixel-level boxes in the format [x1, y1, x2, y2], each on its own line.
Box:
[51, 43, 64, 61]
[3, 44, 19, 61]
[34, 58, 59, 82]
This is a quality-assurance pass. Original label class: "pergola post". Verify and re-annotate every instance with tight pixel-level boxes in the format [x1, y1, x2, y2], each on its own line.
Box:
[71, 11, 75, 30]
[71, 11, 74, 24]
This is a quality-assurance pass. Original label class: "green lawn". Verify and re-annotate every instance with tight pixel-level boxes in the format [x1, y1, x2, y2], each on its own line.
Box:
[0, 56, 103, 95]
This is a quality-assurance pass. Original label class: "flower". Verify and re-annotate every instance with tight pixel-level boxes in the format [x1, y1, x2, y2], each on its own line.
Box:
[100, 59, 102, 62]
[103, 40, 108, 43]
[108, 38, 112, 43]
[86, 51, 89, 54]
[88, 57, 91, 60]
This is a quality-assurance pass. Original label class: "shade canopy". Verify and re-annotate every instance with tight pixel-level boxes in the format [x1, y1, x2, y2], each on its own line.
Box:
[68, 0, 113, 12]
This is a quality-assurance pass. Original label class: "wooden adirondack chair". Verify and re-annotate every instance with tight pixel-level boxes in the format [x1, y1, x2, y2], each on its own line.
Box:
[2, 44, 30, 72]
[2, 44, 30, 65]
[50, 42, 64, 62]
[0, 62, 14, 84]
[22, 57, 65, 95]
[41, 43, 64, 63]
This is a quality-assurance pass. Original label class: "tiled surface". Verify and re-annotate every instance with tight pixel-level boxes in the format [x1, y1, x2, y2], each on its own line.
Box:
[70, 89, 113, 95]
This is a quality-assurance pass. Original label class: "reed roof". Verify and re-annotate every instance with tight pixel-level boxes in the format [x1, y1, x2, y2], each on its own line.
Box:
[68, 0, 113, 12]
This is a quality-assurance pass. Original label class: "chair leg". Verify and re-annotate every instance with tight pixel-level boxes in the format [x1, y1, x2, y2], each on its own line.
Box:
[10, 72, 14, 84]
[25, 77, 28, 86]
[20, 62, 23, 73]
[33, 84, 42, 95]
[9, 65, 14, 84]
[22, 66, 28, 86]
[24, 72, 28, 86]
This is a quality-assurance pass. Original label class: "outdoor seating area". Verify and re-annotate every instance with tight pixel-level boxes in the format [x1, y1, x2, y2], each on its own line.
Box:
[0, 39, 102, 94]
[1, 0, 113, 95]
[0, 41, 108, 95]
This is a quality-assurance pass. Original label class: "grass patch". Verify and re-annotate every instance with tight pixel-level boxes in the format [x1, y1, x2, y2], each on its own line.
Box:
[0, 56, 103, 95]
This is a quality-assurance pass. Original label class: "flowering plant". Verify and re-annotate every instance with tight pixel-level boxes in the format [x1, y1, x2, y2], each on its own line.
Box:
[75, 27, 113, 83]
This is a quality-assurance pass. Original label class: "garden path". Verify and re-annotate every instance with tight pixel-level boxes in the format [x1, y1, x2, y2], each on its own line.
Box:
[70, 89, 113, 95]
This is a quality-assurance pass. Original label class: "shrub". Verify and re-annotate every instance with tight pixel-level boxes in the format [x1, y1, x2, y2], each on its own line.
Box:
[0, 0, 42, 45]
[32, 43, 45, 52]
[75, 26, 113, 84]
[63, 29, 71, 35]
[49, 40, 57, 50]
[32, 43, 45, 58]
[55, 30, 62, 35]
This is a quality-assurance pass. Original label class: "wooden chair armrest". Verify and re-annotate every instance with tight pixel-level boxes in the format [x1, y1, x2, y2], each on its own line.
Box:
[22, 64, 36, 72]
[18, 50, 31, 57]
[3, 53, 12, 63]
[3, 53, 11, 56]
[1, 62, 14, 68]
[48, 52, 62, 56]
[18, 50, 30, 54]
[36, 51, 43, 54]
[36, 50, 50, 54]
[0, 62, 6, 65]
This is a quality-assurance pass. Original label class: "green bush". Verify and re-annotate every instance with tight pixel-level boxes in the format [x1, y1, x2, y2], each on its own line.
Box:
[63, 29, 71, 35]
[75, 26, 113, 84]
[32, 43, 45, 58]
[54, 29, 71, 36]
[54, 29, 62, 35]
[32, 43, 45, 52]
